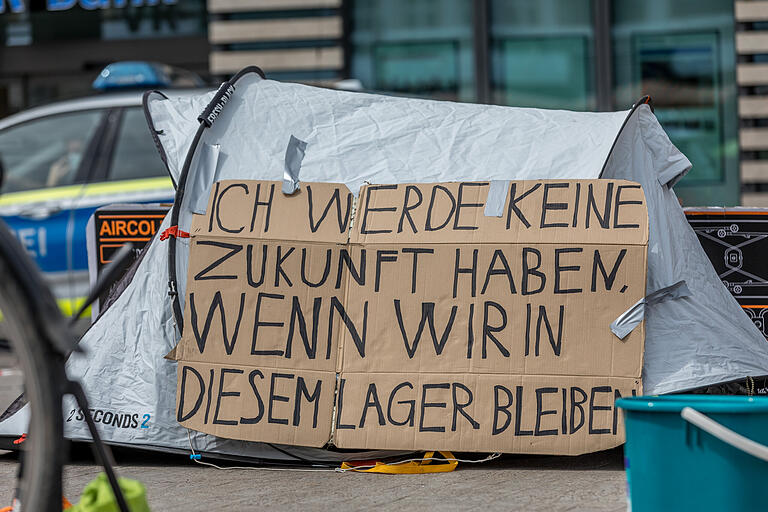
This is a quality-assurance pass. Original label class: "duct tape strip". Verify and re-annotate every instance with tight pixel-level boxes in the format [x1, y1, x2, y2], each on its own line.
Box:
[611, 280, 691, 340]
[484, 180, 509, 217]
[189, 143, 221, 215]
[283, 135, 307, 195]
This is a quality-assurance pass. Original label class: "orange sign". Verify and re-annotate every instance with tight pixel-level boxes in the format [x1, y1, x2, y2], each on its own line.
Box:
[95, 212, 166, 265]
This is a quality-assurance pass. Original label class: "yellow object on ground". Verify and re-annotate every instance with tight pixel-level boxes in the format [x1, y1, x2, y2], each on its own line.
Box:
[69, 474, 150, 512]
[340, 451, 458, 474]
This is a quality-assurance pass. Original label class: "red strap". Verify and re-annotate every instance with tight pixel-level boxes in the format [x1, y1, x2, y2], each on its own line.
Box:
[160, 226, 190, 241]
[13, 433, 26, 445]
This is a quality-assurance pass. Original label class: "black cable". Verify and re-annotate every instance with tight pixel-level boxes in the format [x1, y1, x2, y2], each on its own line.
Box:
[167, 66, 265, 335]
[142, 90, 174, 188]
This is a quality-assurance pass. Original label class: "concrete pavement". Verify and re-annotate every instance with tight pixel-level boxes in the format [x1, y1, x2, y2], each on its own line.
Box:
[0, 446, 627, 511]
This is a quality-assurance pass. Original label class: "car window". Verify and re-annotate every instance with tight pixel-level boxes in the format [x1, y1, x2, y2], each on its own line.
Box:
[107, 107, 167, 181]
[0, 110, 103, 194]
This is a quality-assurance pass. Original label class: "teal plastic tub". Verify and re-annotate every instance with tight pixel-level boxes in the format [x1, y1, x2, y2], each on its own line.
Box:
[617, 395, 768, 512]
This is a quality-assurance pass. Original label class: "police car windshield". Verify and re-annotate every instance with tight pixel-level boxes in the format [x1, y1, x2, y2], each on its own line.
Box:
[0, 110, 102, 194]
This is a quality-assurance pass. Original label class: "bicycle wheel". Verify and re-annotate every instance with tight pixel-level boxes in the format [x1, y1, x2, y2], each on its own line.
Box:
[0, 219, 68, 512]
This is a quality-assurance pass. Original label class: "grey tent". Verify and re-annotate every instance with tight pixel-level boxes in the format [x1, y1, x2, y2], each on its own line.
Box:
[2, 71, 766, 460]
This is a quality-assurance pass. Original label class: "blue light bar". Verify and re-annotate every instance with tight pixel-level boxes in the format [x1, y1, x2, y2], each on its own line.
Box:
[92, 61, 172, 91]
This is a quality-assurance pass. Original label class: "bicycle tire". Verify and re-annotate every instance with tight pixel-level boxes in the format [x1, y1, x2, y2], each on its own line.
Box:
[0, 219, 67, 511]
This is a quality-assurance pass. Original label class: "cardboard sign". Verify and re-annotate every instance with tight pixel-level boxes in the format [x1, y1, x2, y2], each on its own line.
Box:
[173, 180, 647, 454]
[174, 181, 352, 446]
[337, 181, 646, 453]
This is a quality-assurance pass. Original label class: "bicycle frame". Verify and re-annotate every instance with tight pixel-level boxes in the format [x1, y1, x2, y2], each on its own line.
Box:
[0, 217, 130, 512]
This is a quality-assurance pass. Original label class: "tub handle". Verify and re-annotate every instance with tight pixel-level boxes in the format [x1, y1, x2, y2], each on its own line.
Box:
[681, 406, 768, 462]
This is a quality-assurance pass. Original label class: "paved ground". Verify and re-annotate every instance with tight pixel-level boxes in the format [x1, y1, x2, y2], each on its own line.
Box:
[0, 357, 627, 510]
[0, 446, 627, 511]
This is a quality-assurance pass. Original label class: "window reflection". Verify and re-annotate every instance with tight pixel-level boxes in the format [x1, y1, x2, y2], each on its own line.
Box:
[0, 110, 103, 193]
[101, 3, 204, 40]
[350, 0, 475, 101]
[489, 0, 594, 110]
[0, 1, 205, 46]
[108, 108, 168, 182]
[634, 33, 723, 182]
[612, 0, 738, 205]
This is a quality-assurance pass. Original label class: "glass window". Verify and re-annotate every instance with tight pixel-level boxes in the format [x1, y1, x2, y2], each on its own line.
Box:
[0, 1, 206, 47]
[490, 0, 595, 110]
[349, 0, 475, 101]
[0, 109, 103, 193]
[107, 107, 167, 182]
[100, 2, 207, 41]
[612, 0, 738, 206]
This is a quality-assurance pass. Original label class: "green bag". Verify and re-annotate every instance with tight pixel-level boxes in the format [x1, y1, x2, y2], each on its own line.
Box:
[70, 473, 150, 512]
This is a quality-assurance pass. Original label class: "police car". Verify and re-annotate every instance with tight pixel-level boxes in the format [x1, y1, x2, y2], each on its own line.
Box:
[0, 62, 200, 318]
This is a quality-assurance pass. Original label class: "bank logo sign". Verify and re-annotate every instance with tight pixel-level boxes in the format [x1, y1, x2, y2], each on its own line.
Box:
[1, 0, 176, 14]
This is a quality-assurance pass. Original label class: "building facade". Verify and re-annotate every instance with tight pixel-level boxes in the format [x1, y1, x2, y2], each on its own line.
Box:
[0, 0, 209, 110]
[0, 0, 764, 207]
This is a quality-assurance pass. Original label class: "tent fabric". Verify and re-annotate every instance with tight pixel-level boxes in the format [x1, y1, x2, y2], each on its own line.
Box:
[601, 105, 768, 393]
[149, 74, 630, 189]
[5, 74, 767, 459]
